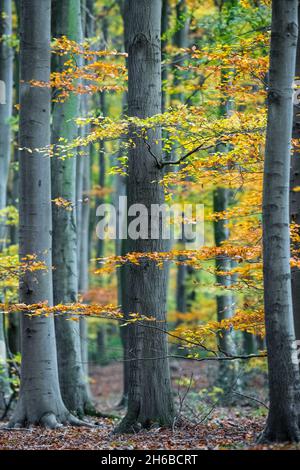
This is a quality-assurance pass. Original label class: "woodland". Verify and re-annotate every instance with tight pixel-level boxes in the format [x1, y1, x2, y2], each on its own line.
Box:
[0, 0, 300, 453]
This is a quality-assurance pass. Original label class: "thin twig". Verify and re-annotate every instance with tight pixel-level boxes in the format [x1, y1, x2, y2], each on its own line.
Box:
[120, 352, 267, 363]
[232, 390, 269, 409]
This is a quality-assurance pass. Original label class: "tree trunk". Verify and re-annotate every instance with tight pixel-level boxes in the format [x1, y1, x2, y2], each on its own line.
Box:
[261, 0, 300, 443]
[0, 0, 13, 408]
[213, 63, 238, 399]
[172, 0, 189, 104]
[243, 332, 255, 356]
[8, 41, 19, 247]
[7, 313, 20, 356]
[96, 326, 108, 365]
[0, 313, 10, 411]
[6, 0, 20, 367]
[172, 1, 193, 317]
[96, 92, 107, 260]
[114, 1, 129, 405]
[77, 2, 95, 409]
[114, 93, 129, 407]
[291, 4, 300, 347]
[9, 0, 76, 428]
[51, 0, 90, 417]
[78, 137, 93, 401]
[213, 187, 238, 397]
[161, 0, 170, 113]
[0, 0, 13, 247]
[96, 12, 108, 260]
[116, 0, 174, 432]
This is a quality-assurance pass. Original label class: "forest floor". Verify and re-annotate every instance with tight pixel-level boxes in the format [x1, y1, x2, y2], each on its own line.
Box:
[0, 360, 298, 450]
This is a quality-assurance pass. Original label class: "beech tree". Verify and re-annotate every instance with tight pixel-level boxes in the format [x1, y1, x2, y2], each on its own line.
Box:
[3, 0, 300, 449]
[0, 0, 13, 246]
[117, 0, 174, 432]
[51, 0, 92, 416]
[291, 3, 300, 348]
[9, 0, 79, 428]
[213, 0, 239, 398]
[173, 0, 192, 323]
[261, 0, 300, 443]
[0, 0, 13, 410]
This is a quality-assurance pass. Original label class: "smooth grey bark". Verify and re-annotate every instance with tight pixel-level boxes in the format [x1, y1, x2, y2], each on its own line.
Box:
[6, 0, 20, 364]
[291, 4, 300, 348]
[176, 257, 188, 315]
[213, 70, 238, 399]
[0, 0, 13, 408]
[9, 0, 77, 428]
[76, 2, 94, 406]
[96, 7, 108, 261]
[78, 139, 92, 396]
[161, 0, 170, 113]
[96, 91, 107, 260]
[0, 313, 11, 411]
[243, 331, 256, 355]
[173, 0, 189, 305]
[8, 18, 19, 247]
[114, 7, 129, 405]
[115, 155, 129, 406]
[175, 258, 196, 317]
[114, 94, 129, 407]
[172, 0, 189, 104]
[118, 236, 130, 407]
[116, 0, 174, 432]
[261, 0, 300, 443]
[256, 334, 266, 352]
[172, 1, 194, 318]
[96, 326, 108, 365]
[7, 313, 20, 356]
[0, 0, 13, 247]
[242, 296, 257, 355]
[51, 0, 91, 417]
[213, 188, 238, 394]
[76, 24, 87, 267]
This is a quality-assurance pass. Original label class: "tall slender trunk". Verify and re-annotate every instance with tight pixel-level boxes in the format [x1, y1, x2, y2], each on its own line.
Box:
[161, 0, 170, 113]
[115, 3, 129, 405]
[78, 129, 92, 396]
[0, 0, 13, 409]
[0, 313, 10, 410]
[96, 92, 107, 260]
[291, 4, 300, 347]
[213, 187, 238, 396]
[172, 0, 189, 104]
[115, 94, 129, 407]
[96, 11, 108, 260]
[8, 34, 19, 247]
[116, 0, 174, 432]
[213, 12, 238, 394]
[9, 0, 75, 428]
[261, 0, 300, 443]
[0, 0, 13, 246]
[51, 0, 90, 417]
[172, 1, 194, 318]
[7, 0, 20, 362]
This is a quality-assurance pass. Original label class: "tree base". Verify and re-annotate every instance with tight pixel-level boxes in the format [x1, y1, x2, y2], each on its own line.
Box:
[7, 410, 94, 429]
[258, 423, 300, 444]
